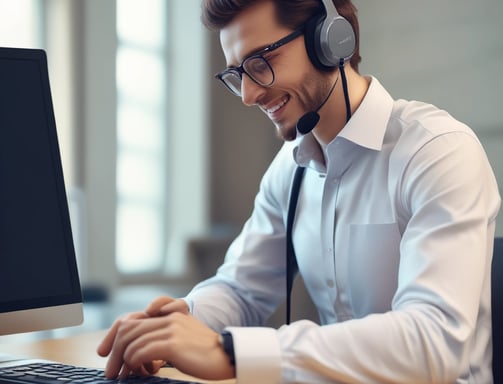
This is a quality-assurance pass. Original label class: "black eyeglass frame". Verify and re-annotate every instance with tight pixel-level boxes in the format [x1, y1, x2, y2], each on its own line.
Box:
[215, 27, 305, 96]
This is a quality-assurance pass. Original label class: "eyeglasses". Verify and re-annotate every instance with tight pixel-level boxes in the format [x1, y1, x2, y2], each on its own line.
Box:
[215, 27, 304, 97]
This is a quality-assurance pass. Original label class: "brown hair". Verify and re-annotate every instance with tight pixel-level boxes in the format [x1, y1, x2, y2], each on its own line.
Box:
[201, 0, 361, 71]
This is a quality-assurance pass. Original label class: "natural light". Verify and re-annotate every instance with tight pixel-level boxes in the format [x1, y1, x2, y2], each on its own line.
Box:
[0, 0, 41, 48]
[115, 0, 168, 274]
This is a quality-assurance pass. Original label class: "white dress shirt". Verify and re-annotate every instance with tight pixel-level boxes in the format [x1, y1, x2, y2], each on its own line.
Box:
[184, 77, 501, 383]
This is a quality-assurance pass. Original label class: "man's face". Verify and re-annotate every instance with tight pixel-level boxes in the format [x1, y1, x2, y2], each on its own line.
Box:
[219, 1, 333, 141]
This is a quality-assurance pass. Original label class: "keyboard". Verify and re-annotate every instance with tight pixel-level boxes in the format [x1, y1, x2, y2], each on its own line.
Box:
[0, 362, 202, 383]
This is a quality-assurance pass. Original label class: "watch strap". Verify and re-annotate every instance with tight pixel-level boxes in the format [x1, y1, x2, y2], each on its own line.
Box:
[219, 330, 236, 366]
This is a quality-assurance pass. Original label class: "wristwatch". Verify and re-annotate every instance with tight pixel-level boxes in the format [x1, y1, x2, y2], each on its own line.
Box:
[218, 330, 236, 366]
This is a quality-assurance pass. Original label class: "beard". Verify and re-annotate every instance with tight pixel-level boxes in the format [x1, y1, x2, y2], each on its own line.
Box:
[275, 70, 336, 142]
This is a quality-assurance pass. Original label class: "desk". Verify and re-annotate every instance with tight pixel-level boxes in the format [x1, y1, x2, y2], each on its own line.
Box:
[0, 330, 234, 383]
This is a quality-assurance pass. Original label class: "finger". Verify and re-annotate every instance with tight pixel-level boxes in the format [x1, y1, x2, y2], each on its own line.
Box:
[145, 296, 175, 317]
[104, 335, 127, 378]
[159, 299, 189, 315]
[104, 316, 166, 378]
[143, 360, 166, 374]
[121, 319, 176, 370]
[118, 363, 133, 380]
[124, 336, 173, 373]
[129, 365, 149, 377]
[103, 317, 145, 378]
[97, 319, 121, 357]
[97, 312, 147, 357]
[129, 360, 165, 377]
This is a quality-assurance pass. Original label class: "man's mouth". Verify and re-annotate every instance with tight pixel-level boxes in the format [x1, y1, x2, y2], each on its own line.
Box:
[264, 95, 290, 115]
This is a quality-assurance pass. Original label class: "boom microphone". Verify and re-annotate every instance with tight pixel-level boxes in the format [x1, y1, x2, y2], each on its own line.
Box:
[297, 111, 320, 134]
[296, 76, 338, 135]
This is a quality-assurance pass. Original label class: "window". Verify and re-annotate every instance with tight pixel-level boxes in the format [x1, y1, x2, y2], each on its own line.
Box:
[0, 0, 42, 48]
[115, 1, 209, 278]
[115, 0, 168, 274]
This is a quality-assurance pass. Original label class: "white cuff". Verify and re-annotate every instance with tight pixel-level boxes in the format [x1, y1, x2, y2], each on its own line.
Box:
[226, 327, 282, 384]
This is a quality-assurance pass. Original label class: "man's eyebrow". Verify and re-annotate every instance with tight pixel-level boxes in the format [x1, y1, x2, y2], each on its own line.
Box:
[227, 42, 271, 69]
[244, 42, 271, 58]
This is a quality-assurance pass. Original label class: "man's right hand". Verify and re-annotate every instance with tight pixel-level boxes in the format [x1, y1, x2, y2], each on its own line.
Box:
[97, 295, 190, 378]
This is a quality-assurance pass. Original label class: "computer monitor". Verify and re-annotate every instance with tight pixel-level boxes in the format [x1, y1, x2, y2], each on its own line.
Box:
[0, 47, 83, 335]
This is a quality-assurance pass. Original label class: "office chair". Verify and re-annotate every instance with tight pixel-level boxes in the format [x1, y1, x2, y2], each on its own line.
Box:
[492, 237, 503, 382]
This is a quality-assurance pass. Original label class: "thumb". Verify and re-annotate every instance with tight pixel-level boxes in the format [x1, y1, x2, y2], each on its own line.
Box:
[144, 296, 176, 317]
[159, 299, 189, 315]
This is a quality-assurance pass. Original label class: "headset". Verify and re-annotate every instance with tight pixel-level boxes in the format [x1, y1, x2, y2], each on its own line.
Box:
[304, 0, 356, 71]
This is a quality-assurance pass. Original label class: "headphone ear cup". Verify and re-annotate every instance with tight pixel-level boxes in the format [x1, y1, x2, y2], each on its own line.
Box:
[316, 15, 355, 67]
[304, 15, 336, 72]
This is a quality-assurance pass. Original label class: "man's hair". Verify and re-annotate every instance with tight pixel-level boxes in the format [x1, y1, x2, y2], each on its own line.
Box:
[201, 0, 361, 71]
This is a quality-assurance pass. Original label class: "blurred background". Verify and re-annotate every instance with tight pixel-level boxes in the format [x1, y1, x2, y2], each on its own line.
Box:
[0, 0, 502, 339]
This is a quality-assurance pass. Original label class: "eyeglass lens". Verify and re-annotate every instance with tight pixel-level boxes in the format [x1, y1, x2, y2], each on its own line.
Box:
[221, 56, 274, 96]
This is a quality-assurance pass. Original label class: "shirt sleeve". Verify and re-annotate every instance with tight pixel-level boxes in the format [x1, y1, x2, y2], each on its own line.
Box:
[184, 142, 298, 331]
[186, 129, 500, 383]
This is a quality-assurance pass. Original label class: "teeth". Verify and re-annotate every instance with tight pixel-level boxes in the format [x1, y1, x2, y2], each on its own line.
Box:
[267, 97, 288, 113]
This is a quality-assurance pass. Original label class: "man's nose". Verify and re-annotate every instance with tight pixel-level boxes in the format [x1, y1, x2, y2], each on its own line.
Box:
[240, 74, 266, 107]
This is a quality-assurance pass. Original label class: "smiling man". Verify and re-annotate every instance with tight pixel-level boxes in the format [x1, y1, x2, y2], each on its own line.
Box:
[216, 0, 367, 143]
[98, 1, 501, 383]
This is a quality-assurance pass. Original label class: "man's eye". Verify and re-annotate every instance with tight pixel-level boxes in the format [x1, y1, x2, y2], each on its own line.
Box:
[247, 57, 269, 75]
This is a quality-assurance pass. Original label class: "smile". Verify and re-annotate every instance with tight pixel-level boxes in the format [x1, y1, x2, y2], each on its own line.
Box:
[265, 96, 290, 114]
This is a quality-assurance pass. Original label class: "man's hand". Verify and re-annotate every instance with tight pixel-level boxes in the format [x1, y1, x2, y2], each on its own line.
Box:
[97, 310, 166, 377]
[97, 295, 189, 376]
[97, 312, 235, 380]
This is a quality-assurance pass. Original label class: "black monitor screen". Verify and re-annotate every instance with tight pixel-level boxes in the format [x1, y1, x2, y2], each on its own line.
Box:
[0, 47, 82, 314]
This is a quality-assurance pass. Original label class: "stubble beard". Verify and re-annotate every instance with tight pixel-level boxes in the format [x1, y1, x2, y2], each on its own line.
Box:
[275, 70, 335, 142]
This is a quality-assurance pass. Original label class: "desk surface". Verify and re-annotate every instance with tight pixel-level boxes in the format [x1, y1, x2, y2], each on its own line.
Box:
[0, 330, 234, 384]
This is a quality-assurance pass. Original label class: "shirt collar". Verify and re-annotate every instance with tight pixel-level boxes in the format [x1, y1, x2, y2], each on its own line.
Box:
[338, 76, 394, 151]
[293, 76, 394, 169]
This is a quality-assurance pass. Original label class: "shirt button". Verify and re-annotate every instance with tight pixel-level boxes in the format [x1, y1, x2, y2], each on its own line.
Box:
[327, 279, 335, 288]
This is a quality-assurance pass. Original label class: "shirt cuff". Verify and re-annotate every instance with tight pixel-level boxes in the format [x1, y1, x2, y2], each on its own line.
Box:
[226, 327, 282, 384]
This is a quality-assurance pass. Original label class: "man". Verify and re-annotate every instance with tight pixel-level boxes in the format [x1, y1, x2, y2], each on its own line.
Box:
[98, 1, 501, 383]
